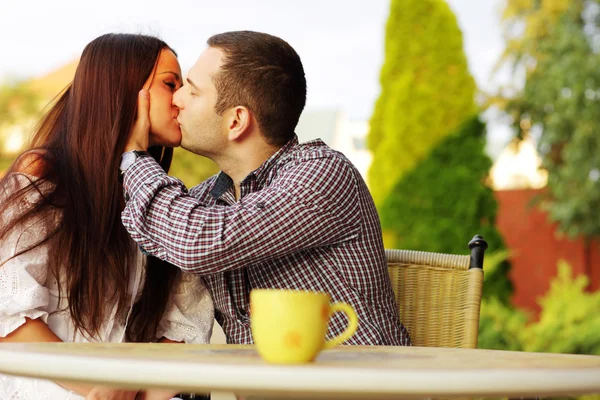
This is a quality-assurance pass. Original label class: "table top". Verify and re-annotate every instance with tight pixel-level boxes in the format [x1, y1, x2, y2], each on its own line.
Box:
[0, 343, 599, 399]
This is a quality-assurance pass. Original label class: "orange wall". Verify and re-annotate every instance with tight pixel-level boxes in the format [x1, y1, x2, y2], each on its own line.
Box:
[494, 189, 600, 313]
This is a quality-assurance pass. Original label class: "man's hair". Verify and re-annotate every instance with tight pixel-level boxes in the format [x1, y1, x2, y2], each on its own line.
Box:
[207, 31, 307, 146]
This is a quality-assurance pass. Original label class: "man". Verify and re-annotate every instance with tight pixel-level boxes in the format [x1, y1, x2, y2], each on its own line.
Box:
[120, 31, 410, 346]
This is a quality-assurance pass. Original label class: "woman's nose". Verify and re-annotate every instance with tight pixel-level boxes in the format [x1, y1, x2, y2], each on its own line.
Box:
[172, 87, 183, 108]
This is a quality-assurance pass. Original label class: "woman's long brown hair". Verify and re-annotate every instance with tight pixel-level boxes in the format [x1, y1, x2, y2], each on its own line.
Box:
[0, 33, 179, 342]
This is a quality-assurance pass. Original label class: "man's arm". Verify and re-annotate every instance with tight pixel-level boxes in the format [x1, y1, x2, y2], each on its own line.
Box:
[121, 156, 361, 274]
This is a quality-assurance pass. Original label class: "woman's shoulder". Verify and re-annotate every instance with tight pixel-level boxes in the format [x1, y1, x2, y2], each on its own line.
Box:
[13, 149, 51, 176]
[1, 150, 59, 235]
[3, 150, 55, 193]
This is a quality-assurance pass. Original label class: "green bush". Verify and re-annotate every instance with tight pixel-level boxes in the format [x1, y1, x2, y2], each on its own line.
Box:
[521, 261, 600, 355]
[478, 259, 600, 358]
[478, 249, 528, 351]
[478, 297, 528, 351]
[478, 260, 600, 400]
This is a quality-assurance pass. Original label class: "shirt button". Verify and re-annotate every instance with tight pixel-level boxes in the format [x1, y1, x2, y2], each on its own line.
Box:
[256, 202, 265, 209]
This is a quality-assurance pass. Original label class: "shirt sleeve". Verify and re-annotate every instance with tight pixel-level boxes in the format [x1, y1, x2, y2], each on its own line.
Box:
[0, 175, 56, 337]
[121, 155, 361, 274]
[156, 271, 214, 343]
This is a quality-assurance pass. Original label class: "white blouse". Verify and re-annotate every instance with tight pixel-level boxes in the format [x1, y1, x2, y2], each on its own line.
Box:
[0, 173, 214, 399]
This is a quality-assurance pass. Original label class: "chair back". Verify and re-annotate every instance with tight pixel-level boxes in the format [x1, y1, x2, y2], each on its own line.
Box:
[386, 235, 487, 348]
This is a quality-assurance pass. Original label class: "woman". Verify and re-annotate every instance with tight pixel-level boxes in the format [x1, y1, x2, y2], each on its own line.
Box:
[0, 33, 214, 399]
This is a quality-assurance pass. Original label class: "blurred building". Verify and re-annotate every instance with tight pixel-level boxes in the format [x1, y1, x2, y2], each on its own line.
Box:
[489, 136, 547, 190]
[295, 109, 371, 182]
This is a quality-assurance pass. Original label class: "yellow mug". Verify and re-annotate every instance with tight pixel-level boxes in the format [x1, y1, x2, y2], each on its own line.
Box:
[250, 289, 358, 364]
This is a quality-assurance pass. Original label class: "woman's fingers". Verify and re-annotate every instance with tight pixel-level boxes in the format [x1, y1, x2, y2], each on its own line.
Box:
[125, 90, 151, 152]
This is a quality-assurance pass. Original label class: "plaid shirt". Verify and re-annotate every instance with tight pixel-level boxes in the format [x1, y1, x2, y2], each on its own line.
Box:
[122, 136, 410, 346]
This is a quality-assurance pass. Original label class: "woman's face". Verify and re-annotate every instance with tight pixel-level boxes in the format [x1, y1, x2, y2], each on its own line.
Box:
[145, 48, 183, 148]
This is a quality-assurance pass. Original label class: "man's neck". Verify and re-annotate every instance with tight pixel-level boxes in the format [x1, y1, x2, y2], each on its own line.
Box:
[217, 143, 281, 200]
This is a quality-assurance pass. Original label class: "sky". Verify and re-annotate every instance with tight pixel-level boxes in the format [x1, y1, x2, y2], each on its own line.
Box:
[0, 0, 512, 148]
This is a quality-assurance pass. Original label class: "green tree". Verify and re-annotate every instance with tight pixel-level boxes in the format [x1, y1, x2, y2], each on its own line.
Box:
[500, 1, 600, 238]
[496, 0, 574, 74]
[489, 0, 575, 111]
[496, 0, 600, 238]
[515, 5, 600, 238]
[367, 0, 476, 206]
[380, 116, 513, 303]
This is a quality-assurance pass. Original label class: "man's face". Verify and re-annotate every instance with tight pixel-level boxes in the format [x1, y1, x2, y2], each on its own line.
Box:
[173, 47, 227, 157]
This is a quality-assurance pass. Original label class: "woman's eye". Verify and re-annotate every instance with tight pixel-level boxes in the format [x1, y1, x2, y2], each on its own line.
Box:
[164, 81, 176, 90]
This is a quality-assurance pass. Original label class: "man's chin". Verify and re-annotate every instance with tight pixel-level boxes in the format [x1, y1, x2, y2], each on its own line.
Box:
[179, 138, 195, 153]
[180, 142, 212, 158]
[180, 142, 199, 154]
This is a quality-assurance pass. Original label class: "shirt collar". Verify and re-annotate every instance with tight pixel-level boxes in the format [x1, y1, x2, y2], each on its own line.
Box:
[209, 172, 234, 200]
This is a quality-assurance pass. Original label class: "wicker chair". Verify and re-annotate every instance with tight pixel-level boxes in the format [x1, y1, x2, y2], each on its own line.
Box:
[386, 235, 488, 349]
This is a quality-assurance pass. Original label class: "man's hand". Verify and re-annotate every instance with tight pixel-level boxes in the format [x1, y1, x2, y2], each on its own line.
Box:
[85, 387, 139, 400]
[125, 89, 151, 152]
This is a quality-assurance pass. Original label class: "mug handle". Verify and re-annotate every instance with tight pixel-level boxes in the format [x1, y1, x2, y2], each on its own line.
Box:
[324, 302, 358, 349]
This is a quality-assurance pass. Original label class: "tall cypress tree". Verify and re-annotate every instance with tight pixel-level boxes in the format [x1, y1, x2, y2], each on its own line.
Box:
[368, 0, 476, 206]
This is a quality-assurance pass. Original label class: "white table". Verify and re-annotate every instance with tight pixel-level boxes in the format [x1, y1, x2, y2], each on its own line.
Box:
[0, 343, 599, 399]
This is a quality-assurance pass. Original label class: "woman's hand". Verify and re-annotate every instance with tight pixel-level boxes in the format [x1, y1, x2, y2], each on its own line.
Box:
[125, 90, 151, 152]
[85, 387, 139, 400]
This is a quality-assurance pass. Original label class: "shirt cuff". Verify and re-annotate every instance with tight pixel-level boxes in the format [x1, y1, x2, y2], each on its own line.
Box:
[156, 320, 212, 344]
[122, 156, 166, 200]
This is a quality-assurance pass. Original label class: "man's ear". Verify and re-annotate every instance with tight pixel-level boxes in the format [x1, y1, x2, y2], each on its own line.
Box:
[227, 106, 252, 141]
